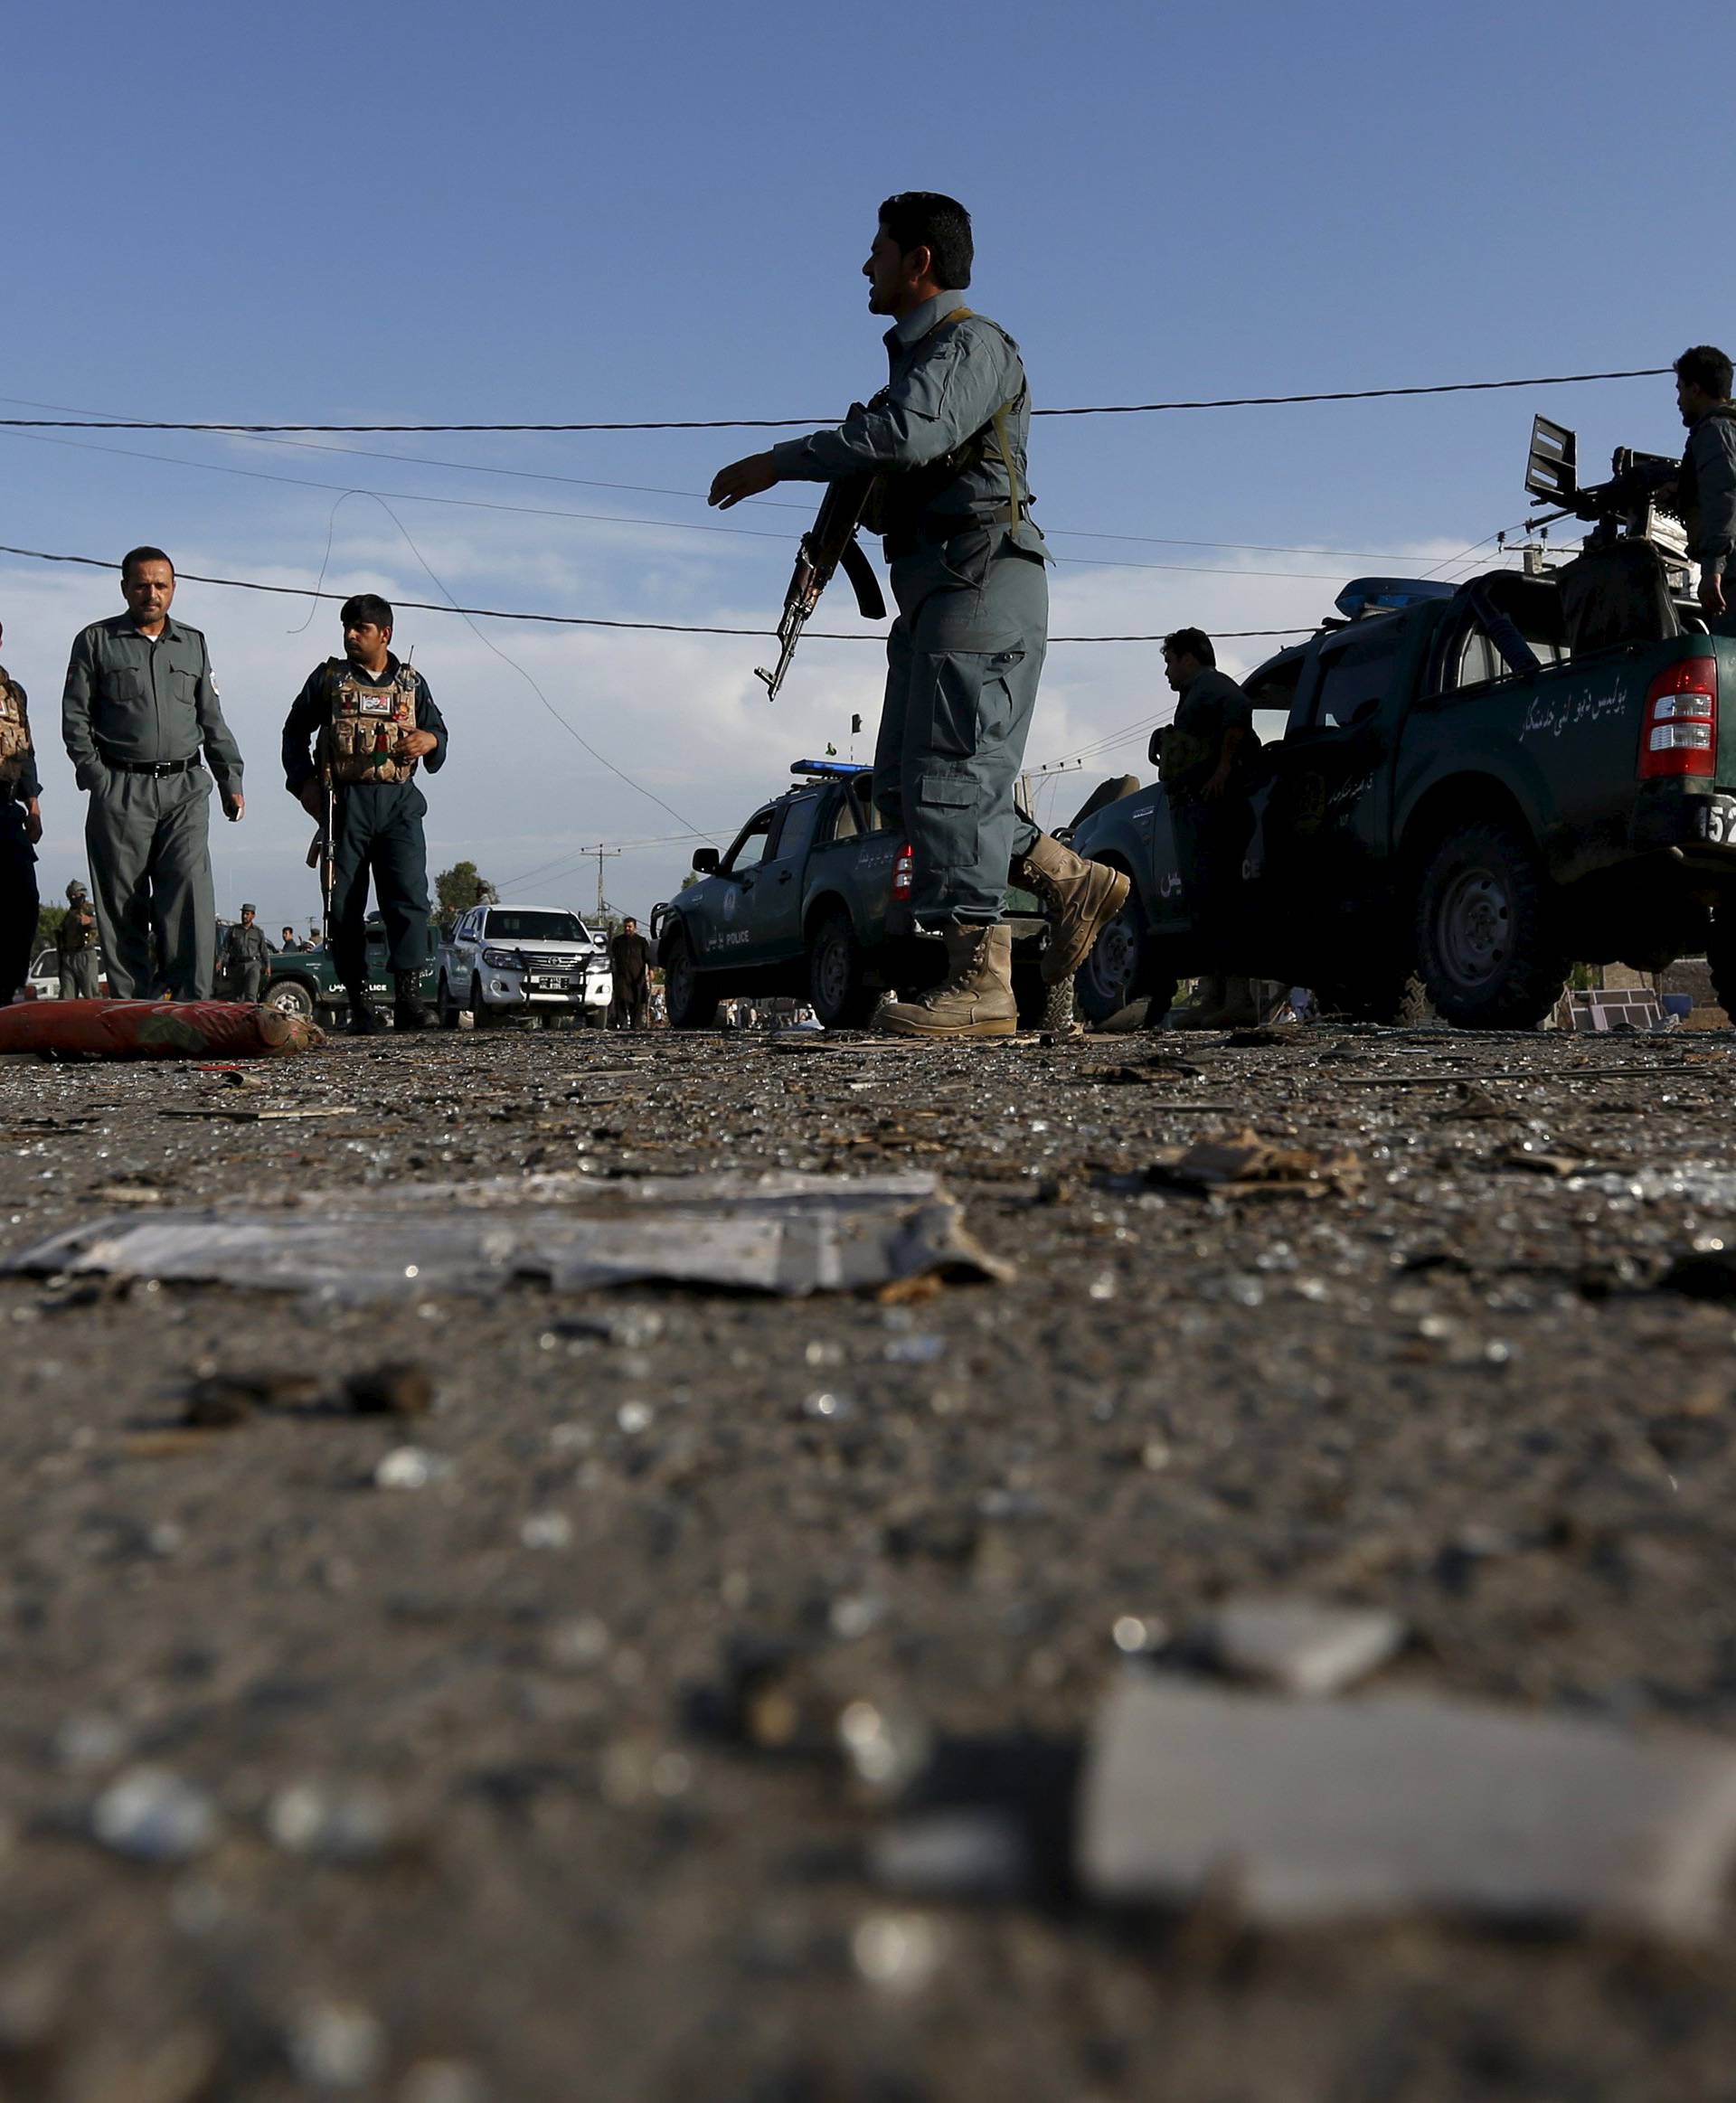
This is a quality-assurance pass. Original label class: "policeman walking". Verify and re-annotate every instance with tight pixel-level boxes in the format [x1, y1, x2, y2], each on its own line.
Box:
[609, 916, 653, 1029]
[61, 548, 245, 1000]
[1674, 346, 1736, 637]
[56, 882, 101, 999]
[710, 192, 1127, 1037]
[1158, 627, 1257, 1029]
[0, 619, 42, 1005]
[281, 595, 446, 1033]
[221, 903, 269, 1004]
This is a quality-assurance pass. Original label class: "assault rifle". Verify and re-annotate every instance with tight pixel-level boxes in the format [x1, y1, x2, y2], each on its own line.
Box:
[755, 453, 887, 701]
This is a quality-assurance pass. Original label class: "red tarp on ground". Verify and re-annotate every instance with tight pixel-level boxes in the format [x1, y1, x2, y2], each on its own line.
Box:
[0, 1000, 324, 1060]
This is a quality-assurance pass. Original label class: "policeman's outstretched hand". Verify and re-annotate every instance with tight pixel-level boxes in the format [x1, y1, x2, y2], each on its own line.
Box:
[398, 730, 439, 759]
[709, 453, 780, 510]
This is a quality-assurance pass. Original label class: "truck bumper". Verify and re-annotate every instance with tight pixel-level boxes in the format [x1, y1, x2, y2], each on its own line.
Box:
[1629, 786, 1736, 862]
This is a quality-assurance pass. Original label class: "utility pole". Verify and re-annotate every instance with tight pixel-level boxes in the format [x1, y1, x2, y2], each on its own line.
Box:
[582, 845, 622, 920]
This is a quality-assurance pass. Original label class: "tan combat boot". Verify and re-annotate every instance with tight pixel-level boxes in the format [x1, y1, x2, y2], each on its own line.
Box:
[1012, 832, 1133, 984]
[879, 921, 1018, 1038]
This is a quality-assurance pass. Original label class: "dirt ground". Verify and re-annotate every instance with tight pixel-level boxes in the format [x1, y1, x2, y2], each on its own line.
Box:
[4, 1017, 1736, 2101]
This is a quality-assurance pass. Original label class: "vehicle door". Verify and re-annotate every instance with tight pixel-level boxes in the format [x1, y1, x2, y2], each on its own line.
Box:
[1259, 618, 1417, 949]
[363, 915, 393, 1002]
[813, 777, 898, 941]
[746, 791, 824, 965]
[687, 807, 777, 967]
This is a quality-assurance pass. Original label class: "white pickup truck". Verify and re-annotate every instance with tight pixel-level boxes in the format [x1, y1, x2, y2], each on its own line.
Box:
[437, 904, 613, 1027]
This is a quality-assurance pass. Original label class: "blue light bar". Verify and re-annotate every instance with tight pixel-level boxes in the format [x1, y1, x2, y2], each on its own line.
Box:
[791, 759, 873, 778]
[1334, 576, 1458, 620]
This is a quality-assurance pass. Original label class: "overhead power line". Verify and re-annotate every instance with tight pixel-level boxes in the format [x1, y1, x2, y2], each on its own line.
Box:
[0, 542, 1312, 641]
[0, 364, 1670, 435]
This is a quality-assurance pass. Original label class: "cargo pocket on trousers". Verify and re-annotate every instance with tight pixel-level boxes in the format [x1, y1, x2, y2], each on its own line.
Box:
[915, 766, 979, 876]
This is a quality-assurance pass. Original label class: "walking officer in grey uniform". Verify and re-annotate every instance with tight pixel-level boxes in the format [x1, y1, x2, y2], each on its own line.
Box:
[710, 192, 1127, 1037]
[56, 882, 101, 999]
[221, 903, 270, 1003]
[281, 595, 446, 1033]
[0, 619, 42, 1005]
[61, 548, 245, 1000]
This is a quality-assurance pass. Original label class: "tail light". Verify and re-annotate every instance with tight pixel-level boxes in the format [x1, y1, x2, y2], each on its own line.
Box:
[892, 842, 915, 901]
[1639, 657, 1718, 779]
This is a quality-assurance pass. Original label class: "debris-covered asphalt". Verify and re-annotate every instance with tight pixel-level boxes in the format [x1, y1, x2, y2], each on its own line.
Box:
[5, 1020, 1736, 2100]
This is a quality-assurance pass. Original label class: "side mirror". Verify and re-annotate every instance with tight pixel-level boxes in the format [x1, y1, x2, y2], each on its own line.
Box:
[691, 847, 719, 874]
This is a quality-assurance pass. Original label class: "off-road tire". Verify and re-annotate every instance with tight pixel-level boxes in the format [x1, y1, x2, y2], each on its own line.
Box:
[1413, 818, 1568, 1029]
[807, 909, 878, 1029]
[264, 976, 315, 1021]
[664, 927, 721, 1031]
[437, 976, 462, 1029]
[468, 975, 498, 1029]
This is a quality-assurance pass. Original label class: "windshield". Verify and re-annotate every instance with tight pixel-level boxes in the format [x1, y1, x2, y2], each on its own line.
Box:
[484, 910, 591, 944]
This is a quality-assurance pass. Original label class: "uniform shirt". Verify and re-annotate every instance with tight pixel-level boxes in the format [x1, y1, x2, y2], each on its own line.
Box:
[281, 655, 448, 793]
[1683, 408, 1736, 575]
[61, 615, 243, 793]
[222, 922, 270, 968]
[1164, 666, 1254, 802]
[609, 929, 653, 986]
[769, 289, 1046, 557]
[0, 666, 42, 801]
[56, 911, 99, 959]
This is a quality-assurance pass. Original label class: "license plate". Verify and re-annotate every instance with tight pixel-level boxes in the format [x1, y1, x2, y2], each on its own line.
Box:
[531, 975, 569, 991]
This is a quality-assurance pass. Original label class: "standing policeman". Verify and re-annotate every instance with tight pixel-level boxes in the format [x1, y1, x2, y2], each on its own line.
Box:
[1674, 345, 1736, 637]
[281, 596, 446, 1033]
[710, 193, 1127, 1037]
[221, 904, 269, 1004]
[61, 548, 245, 1000]
[0, 619, 42, 1005]
[57, 882, 101, 999]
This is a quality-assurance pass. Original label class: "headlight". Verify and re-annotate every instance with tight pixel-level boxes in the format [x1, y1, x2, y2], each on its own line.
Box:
[481, 948, 520, 969]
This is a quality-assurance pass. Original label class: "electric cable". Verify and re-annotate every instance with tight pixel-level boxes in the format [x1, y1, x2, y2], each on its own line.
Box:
[0, 542, 1314, 641]
[0, 363, 1671, 434]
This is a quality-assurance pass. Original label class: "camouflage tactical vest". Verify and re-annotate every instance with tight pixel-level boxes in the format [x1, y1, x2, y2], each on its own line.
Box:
[0, 670, 30, 786]
[320, 659, 420, 787]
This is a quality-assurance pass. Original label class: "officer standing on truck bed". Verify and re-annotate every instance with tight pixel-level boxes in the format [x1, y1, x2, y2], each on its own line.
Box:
[0, 619, 42, 1006]
[1675, 345, 1736, 637]
[61, 548, 246, 1001]
[1160, 627, 1256, 1029]
[281, 595, 446, 1033]
[709, 192, 1127, 1038]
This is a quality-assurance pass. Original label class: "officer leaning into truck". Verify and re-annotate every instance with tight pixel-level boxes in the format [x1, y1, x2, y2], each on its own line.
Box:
[709, 191, 1128, 1039]
[281, 595, 446, 1033]
[1675, 345, 1736, 638]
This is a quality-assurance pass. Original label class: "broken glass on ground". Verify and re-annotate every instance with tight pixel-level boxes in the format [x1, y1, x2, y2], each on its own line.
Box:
[1079, 1674, 1736, 1938]
[5, 1170, 1013, 1302]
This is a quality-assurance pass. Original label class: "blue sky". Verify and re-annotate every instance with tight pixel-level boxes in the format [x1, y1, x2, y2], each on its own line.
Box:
[4, 0, 1730, 926]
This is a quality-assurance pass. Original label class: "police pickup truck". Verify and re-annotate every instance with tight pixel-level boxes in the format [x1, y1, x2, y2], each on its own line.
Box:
[652, 759, 1071, 1031]
[1070, 420, 1736, 1029]
[261, 919, 440, 1027]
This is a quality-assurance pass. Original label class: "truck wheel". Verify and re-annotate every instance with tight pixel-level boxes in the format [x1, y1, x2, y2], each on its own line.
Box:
[437, 976, 462, 1029]
[264, 977, 315, 1021]
[808, 910, 878, 1028]
[664, 928, 720, 1030]
[468, 974, 497, 1029]
[1413, 819, 1567, 1028]
[1073, 879, 1147, 1025]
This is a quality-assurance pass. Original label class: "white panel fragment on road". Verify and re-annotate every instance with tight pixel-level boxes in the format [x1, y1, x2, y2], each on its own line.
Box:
[1195, 1598, 1406, 1695]
[1079, 1675, 1736, 1938]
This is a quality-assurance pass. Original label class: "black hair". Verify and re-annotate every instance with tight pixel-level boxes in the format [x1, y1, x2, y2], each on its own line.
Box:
[1675, 345, 1733, 400]
[878, 192, 973, 290]
[1163, 627, 1216, 667]
[120, 545, 174, 582]
[341, 593, 394, 630]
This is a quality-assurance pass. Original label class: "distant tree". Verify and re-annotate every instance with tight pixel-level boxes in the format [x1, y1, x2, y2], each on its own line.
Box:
[34, 903, 66, 952]
[435, 862, 497, 928]
[679, 872, 700, 891]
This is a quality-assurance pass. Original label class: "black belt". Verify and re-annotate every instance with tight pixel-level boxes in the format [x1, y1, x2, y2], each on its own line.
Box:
[882, 514, 1002, 561]
[99, 751, 201, 778]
